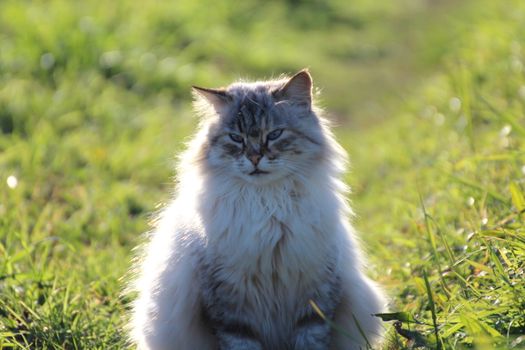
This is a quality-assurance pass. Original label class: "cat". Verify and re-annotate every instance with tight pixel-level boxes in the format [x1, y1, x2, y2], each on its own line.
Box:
[128, 70, 387, 350]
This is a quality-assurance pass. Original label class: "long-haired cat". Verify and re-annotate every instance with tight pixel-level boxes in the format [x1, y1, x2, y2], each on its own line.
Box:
[128, 70, 386, 349]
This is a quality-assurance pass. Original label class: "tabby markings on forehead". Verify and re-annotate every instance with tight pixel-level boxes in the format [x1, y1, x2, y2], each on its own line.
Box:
[233, 97, 269, 134]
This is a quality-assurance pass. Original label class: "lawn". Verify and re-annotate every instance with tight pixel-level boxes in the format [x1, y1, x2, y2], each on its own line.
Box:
[0, 0, 524, 349]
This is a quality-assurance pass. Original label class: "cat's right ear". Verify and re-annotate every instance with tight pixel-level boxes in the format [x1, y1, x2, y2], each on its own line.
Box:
[273, 69, 312, 109]
[192, 86, 231, 113]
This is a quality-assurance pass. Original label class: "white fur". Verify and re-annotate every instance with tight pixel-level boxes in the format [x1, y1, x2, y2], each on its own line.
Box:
[128, 91, 386, 350]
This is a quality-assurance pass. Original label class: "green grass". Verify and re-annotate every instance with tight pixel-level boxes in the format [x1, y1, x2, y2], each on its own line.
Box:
[1, 0, 524, 349]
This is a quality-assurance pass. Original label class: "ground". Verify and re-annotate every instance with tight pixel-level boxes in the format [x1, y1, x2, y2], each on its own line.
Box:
[0, 0, 524, 349]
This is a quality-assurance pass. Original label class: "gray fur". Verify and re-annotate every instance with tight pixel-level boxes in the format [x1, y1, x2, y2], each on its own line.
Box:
[128, 71, 387, 350]
[199, 250, 341, 350]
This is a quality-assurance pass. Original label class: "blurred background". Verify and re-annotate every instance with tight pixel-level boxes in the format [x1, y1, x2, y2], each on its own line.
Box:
[1, 0, 524, 348]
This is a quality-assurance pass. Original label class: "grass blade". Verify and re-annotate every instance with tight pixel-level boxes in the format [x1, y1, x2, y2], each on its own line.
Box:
[423, 270, 442, 350]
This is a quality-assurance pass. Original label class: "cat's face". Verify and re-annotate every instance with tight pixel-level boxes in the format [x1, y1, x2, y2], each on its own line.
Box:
[194, 71, 326, 185]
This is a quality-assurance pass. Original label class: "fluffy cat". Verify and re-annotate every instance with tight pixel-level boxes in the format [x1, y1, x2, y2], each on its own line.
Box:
[128, 70, 386, 350]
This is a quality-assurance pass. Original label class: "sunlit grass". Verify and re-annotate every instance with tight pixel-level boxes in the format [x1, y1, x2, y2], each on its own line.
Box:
[1, 0, 524, 349]
[345, 2, 525, 346]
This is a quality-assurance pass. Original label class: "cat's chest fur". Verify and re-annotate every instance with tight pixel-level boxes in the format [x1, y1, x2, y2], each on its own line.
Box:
[197, 178, 339, 318]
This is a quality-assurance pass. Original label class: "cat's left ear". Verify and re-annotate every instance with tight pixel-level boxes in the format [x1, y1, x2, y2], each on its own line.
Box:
[192, 86, 231, 113]
[273, 69, 312, 109]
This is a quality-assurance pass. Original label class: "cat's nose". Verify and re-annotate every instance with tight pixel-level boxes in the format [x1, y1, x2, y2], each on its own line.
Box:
[248, 154, 262, 166]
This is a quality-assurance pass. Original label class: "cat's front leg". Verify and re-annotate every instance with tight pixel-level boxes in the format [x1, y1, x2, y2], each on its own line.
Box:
[212, 321, 263, 350]
[216, 332, 263, 350]
[292, 311, 332, 350]
[292, 270, 341, 350]
[202, 303, 265, 350]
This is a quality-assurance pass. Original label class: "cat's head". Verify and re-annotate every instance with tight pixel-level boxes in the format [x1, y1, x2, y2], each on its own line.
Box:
[193, 70, 327, 185]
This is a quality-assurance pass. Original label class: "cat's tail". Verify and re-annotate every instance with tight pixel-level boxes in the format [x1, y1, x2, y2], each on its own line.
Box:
[330, 224, 388, 349]
[331, 269, 387, 349]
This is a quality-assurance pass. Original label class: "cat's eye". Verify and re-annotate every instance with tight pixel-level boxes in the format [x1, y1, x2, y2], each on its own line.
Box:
[229, 133, 244, 143]
[267, 129, 284, 141]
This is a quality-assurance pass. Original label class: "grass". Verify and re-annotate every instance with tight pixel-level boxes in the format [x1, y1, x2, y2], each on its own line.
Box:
[344, 2, 525, 346]
[0, 0, 524, 349]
